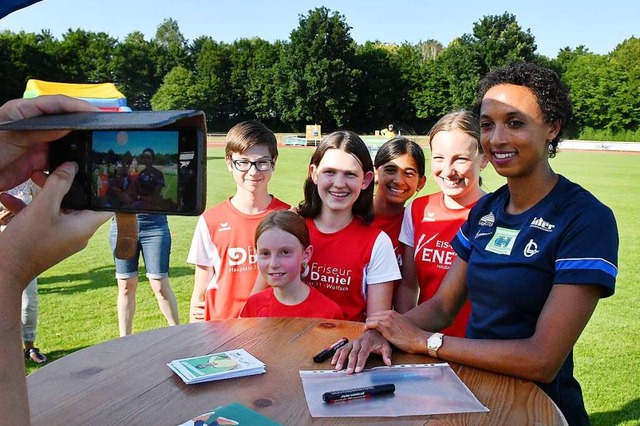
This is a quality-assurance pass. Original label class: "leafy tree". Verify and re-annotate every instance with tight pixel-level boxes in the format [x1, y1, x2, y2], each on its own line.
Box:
[189, 36, 232, 127]
[150, 65, 199, 110]
[554, 45, 590, 74]
[0, 30, 63, 102]
[412, 12, 538, 121]
[350, 42, 406, 132]
[234, 38, 283, 128]
[417, 39, 443, 62]
[0, 31, 37, 100]
[472, 12, 536, 73]
[225, 38, 281, 125]
[274, 7, 360, 130]
[563, 53, 617, 130]
[154, 18, 188, 73]
[112, 31, 163, 110]
[435, 36, 483, 111]
[610, 37, 640, 129]
[57, 29, 117, 82]
[412, 57, 452, 123]
[389, 42, 429, 132]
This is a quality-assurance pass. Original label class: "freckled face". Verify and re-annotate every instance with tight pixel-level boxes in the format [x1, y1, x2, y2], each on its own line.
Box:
[375, 153, 425, 207]
[479, 84, 559, 179]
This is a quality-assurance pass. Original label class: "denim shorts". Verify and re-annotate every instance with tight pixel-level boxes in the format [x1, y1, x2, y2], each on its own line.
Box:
[109, 214, 171, 279]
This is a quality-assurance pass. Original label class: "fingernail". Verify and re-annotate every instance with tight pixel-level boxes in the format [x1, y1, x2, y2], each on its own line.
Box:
[60, 161, 79, 175]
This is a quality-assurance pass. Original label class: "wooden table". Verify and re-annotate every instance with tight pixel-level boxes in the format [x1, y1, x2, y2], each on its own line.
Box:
[27, 318, 567, 425]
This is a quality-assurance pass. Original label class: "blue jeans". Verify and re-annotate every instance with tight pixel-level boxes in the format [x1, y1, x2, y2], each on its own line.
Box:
[109, 214, 171, 279]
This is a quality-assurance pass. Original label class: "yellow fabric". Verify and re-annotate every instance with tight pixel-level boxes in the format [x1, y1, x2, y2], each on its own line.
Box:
[23, 79, 125, 99]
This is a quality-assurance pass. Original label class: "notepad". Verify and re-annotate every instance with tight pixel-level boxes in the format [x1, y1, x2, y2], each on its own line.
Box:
[168, 349, 265, 384]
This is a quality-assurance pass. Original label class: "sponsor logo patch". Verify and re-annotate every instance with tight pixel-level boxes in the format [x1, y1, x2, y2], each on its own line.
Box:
[485, 227, 519, 255]
[218, 222, 231, 232]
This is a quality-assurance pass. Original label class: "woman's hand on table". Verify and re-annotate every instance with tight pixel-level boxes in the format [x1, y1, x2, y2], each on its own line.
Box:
[365, 310, 430, 355]
[331, 329, 392, 374]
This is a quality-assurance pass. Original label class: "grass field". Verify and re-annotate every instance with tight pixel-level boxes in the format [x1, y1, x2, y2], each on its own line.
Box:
[28, 146, 640, 425]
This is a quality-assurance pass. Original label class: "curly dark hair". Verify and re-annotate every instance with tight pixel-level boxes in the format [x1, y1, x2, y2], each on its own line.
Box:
[477, 62, 573, 157]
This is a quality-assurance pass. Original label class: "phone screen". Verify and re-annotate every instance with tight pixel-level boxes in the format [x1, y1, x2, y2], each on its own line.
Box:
[49, 127, 205, 215]
[91, 130, 179, 211]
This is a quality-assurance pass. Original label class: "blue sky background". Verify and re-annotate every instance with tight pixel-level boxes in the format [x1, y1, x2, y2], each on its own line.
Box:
[92, 130, 177, 157]
[1, 0, 637, 58]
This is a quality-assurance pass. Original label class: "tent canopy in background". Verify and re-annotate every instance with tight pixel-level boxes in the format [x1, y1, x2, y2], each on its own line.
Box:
[24, 79, 132, 112]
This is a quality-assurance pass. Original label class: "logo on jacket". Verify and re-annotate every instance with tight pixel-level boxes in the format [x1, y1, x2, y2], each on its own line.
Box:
[485, 227, 519, 255]
[478, 212, 495, 227]
[523, 239, 539, 257]
[530, 217, 555, 232]
[228, 246, 257, 268]
[218, 222, 231, 232]
[421, 211, 436, 222]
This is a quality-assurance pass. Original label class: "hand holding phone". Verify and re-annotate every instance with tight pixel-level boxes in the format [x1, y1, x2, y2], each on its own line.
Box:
[0, 110, 207, 216]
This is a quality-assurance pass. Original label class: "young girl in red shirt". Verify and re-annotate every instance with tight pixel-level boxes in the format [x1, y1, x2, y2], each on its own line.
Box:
[240, 211, 343, 319]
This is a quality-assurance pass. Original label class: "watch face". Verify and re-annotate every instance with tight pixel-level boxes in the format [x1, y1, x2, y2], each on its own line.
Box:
[428, 333, 443, 352]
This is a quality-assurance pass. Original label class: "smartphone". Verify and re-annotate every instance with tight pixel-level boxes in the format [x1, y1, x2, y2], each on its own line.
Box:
[48, 127, 206, 215]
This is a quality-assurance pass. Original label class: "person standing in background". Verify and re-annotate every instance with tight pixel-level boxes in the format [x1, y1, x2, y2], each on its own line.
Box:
[109, 213, 179, 336]
[1, 180, 48, 363]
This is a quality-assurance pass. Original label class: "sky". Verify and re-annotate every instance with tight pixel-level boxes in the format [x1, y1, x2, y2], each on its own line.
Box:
[1, 0, 638, 58]
[93, 130, 177, 156]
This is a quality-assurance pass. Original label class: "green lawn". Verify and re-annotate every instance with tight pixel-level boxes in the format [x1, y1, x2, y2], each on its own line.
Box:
[29, 147, 640, 425]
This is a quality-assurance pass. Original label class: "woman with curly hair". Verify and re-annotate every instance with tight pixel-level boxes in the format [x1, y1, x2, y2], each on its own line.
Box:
[334, 62, 619, 426]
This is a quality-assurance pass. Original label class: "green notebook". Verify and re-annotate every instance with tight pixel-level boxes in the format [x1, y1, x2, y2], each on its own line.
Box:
[179, 402, 281, 426]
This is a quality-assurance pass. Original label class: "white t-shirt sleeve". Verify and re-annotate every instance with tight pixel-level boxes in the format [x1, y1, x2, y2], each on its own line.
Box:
[366, 231, 402, 284]
[398, 200, 415, 247]
[186, 216, 219, 267]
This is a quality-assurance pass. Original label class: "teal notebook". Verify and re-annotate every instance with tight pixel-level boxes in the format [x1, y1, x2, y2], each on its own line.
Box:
[178, 402, 281, 426]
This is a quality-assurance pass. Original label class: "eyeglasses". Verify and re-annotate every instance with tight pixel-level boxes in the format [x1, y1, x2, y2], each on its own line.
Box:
[231, 158, 274, 172]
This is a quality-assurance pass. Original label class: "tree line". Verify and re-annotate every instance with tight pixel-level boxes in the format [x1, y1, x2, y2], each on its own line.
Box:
[1, 8, 639, 140]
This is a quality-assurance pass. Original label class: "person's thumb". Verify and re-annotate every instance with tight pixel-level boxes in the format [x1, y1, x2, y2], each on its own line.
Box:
[37, 161, 78, 208]
[381, 344, 393, 366]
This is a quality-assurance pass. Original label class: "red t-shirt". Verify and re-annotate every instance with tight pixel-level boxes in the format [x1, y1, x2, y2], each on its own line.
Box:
[399, 192, 476, 337]
[186, 196, 290, 320]
[239, 286, 344, 319]
[303, 217, 400, 322]
[372, 210, 405, 267]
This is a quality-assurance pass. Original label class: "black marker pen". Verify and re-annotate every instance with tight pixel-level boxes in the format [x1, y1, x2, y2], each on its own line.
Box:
[322, 383, 396, 403]
[313, 337, 348, 363]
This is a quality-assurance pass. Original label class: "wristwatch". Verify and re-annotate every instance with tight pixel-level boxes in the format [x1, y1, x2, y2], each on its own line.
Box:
[427, 333, 444, 358]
